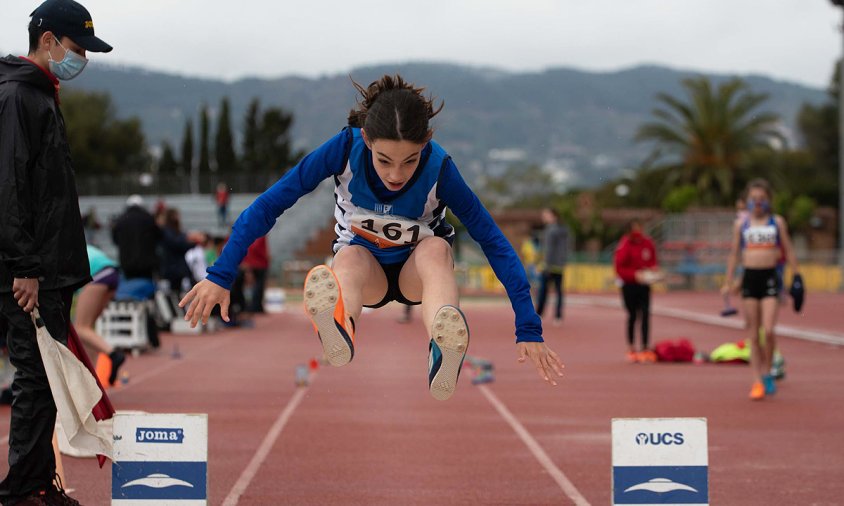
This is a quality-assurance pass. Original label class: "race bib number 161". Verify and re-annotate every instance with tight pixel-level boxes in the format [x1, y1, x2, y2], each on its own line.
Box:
[349, 213, 434, 249]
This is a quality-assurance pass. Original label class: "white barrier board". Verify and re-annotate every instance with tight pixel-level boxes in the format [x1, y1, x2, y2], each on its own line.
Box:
[612, 418, 708, 506]
[112, 413, 208, 505]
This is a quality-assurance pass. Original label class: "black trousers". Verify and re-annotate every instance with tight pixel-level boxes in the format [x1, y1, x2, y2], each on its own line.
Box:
[0, 288, 73, 502]
[621, 283, 651, 350]
[535, 272, 564, 320]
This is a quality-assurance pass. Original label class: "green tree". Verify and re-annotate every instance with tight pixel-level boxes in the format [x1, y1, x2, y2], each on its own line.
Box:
[181, 120, 194, 176]
[796, 60, 839, 206]
[661, 185, 699, 212]
[214, 97, 237, 173]
[241, 98, 260, 172]
[255, 106, 302, 173]
[60, 90, 148, 173]
[158, 141, 178, 174]
[635, 76, 782, 205]
[198, 104, 211, 175]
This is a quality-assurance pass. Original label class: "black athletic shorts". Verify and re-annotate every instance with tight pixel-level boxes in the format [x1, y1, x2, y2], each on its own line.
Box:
[741, 268, 780, 299]
[364, 260, 421, 309]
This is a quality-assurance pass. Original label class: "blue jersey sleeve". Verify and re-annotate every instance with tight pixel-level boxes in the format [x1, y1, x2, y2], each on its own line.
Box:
[437, 159, 543, 343]
[206, 129, 351, 289]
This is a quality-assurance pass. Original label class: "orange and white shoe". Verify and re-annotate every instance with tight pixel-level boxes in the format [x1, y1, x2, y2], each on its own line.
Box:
[304, 265, 354, 367]
[749, 381, 765, 401]
[626, 350, 639, 363]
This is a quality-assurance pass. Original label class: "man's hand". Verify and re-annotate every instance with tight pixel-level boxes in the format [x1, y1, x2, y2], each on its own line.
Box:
[179, 279, 231, 327]
[517, 341, 565, 386]
[12, 278, 39, 313]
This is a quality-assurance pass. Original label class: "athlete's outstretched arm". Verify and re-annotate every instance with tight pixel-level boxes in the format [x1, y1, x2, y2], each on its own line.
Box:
[181, 129, 352, 327]
[438, 159, 564, 385]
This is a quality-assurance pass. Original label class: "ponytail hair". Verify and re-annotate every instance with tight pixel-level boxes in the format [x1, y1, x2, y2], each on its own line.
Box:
[347, 74, 443, 144]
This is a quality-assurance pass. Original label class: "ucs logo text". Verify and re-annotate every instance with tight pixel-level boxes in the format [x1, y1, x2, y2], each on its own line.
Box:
[136, 428, 185, 444]
[635, 432, 684, 445]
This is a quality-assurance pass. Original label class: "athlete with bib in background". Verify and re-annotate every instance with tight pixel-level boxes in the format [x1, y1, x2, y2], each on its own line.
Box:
[180, 75, 564, 400]
[723, 178, 802, 400]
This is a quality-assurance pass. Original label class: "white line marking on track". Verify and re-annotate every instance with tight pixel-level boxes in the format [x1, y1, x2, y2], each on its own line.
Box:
[569, 295, 844, 346]
[222, 375, 314, 506]
[478, 385, 591, 506]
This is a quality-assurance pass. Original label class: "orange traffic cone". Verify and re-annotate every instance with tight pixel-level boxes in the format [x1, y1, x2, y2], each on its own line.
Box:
[95, 352, 112, 388]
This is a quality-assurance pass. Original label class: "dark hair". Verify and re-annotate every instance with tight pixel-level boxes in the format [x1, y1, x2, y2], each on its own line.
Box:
[28, 22, 60, 54]
[347, 74, 443, 143]
[164, 208, 181, 231]
[746, 178, 773, 200]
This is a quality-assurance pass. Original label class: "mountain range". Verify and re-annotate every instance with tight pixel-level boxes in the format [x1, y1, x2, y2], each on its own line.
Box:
[59, 61, 828, 187]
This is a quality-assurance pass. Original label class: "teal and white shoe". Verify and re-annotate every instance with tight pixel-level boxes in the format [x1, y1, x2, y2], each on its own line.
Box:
[428, 305, 469, 401]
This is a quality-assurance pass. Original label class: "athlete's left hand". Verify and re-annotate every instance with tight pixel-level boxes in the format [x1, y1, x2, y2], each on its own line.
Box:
[518, 342, 565, 386]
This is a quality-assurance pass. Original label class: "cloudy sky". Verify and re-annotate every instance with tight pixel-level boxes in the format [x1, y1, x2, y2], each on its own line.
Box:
[1, 0, 841, 88]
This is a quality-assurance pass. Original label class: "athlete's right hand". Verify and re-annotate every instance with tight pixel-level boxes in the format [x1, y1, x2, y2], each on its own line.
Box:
[12, 278, 39, 313]
[719, 283, 734, 297]
[179, 279, 231, 327]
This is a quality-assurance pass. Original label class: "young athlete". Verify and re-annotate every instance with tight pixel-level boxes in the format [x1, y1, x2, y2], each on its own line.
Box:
[722, 179, 801, 400]
[180, 75, 564, 400]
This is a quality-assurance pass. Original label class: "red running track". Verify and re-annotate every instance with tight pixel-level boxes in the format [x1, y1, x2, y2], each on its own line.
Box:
[1, 291, 843, 505]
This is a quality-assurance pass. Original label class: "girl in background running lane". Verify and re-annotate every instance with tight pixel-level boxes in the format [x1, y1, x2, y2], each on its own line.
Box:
[722, 178, 801, 401]
[180, 75, 564, 400]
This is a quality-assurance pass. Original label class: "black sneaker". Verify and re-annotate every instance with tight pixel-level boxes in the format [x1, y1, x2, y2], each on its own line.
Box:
[44, 475, 80, 506]
[9, 491, 50, 506]
[108, 349, 126, 385]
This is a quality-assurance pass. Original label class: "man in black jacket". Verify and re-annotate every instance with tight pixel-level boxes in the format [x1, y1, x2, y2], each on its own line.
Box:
[111, 195, 162, 281]
[0, 1, 111, 504]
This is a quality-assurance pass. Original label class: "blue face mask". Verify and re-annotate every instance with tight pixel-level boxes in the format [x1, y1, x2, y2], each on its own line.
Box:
[746, 199, 770, 213]
[48, 37, 88, 80]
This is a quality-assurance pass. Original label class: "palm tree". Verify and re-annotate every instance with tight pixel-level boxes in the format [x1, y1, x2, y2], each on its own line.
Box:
[635, 77, 783, 204]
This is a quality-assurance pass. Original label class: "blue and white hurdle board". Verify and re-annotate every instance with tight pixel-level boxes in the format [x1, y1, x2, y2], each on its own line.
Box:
[112, 413, 208, 505]
[612, 418, 708, 506]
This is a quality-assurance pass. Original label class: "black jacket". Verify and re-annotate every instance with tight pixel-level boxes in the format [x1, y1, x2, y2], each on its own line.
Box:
[0, 55, 89, 293]
[111, 206, 162, 279]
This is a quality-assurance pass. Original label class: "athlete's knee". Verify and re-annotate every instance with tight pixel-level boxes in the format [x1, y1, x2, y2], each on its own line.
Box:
[334, 245, 373, 267]
[413, 236, 453, 264]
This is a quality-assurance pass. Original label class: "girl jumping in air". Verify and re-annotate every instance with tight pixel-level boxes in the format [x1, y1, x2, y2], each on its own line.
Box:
[180, 75, 564, 400]
[723, 178, 801, 400]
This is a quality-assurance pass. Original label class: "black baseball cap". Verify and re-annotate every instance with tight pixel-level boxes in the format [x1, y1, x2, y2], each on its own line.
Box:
[29, 0, 112, 53]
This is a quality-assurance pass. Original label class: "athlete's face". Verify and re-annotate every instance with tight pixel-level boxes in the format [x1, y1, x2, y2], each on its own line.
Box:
[747, 187, 771, 217]
[364, 134, 426, 192]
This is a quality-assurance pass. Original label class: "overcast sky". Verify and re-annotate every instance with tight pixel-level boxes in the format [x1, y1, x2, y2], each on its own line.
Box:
[1, 0, 842, 88]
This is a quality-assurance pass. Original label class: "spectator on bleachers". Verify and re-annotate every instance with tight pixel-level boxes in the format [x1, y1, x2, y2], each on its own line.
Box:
[216, 182, 230, 227]
[159, 208, 205, 294]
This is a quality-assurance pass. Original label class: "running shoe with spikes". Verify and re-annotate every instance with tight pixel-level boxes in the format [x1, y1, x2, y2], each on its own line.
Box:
[428, 305, 469, 401]
[304, 265, 355, 367]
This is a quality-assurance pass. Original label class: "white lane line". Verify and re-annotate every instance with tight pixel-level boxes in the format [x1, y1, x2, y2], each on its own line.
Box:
[0, 336, 237, 446]
[569, 295, 844, 346]
[478, 385, 591, 506]
[222, 377, 314, 506]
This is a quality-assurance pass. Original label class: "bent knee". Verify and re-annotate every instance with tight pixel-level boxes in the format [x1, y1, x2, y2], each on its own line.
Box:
[413, 237, 453, 263]
[334, 245, 374, 265]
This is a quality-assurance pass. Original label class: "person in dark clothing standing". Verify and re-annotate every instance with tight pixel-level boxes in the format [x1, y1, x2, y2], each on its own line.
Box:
[0, 1, 112, 503]
[534, 208, 570, 325]
[614, 220, 660, 364]
[159, 208, 205, 295]
[111, 195, 162, 280]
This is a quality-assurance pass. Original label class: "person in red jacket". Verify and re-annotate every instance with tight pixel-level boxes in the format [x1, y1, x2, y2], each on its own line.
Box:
[240, 235, 270, 313]
[614, 220, 660, 363]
